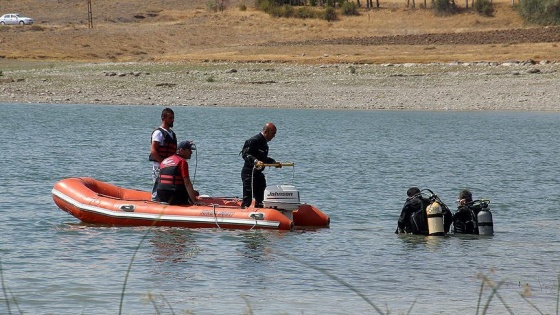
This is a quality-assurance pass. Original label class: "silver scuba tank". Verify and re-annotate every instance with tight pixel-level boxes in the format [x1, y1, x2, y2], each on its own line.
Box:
[477, 199, 494, 236]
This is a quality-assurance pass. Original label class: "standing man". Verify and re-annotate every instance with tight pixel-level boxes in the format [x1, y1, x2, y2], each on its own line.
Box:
[240, 122, 280, 208]
[149, 108, 177, 201]
[156, 140, 199, 205]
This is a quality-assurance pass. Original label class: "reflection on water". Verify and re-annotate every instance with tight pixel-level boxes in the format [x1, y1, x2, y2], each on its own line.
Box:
[396, 234, 450, 252]
[149, 229, 199, 264]
[238, 231, 273, 261]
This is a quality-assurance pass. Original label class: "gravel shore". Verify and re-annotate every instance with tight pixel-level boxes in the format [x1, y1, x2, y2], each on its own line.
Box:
[2, 60, 560, 111]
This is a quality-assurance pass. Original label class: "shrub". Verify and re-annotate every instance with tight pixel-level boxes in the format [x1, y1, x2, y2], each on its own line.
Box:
[256, 0, 271, 11]
[206, 0, 218, 12]
[256, 0, 293, 17]
[474, 0, 494, 16]
[432, 0, 458, 15]
[294, 6, 318, 18]
[280, 4, 295, 17]
[266, 4, 295, 17]
[322, 5, 338, 21]
[517, 0, 560, 25]
[206, 0, 228, 12]
[256, 0, 343, 20]
[341, 1, 360, 15]
[238, 3, 247, 11]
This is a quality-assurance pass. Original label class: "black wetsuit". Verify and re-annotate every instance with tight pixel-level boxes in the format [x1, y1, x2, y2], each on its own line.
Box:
[240, 133, 276, 208]
[396, 195, 430, 234]
[452, 204, 483, 234]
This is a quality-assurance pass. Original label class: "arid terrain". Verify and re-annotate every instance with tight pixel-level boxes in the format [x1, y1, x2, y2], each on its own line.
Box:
[1, 0, 559, 63]
[1, 0, 559, 111]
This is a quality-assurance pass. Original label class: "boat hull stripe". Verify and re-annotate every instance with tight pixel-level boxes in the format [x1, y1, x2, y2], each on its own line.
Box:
[51, 188, 280, 228]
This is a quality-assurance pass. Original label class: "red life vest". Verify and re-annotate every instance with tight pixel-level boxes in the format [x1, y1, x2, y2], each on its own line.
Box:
[149, 127, 177, 161]
[158, 155, 185, 191]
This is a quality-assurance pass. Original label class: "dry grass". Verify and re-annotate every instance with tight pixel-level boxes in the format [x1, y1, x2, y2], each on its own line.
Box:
[0, 0, 557, 63]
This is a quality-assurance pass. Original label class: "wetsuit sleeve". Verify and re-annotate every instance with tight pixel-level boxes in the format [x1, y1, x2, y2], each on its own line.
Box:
[241, 139, 258, 165]
[397, 203, 410, 231]
[242, 134, 274, 166]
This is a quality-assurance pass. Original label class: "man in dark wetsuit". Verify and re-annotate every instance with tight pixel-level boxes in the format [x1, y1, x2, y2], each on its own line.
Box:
[452, 189, 482, 234]
[396, 187, 430, 234]
[240, 122, 280, 208]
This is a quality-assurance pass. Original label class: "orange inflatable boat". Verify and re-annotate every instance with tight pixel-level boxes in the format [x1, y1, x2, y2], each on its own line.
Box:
[52, 177, 330, 230]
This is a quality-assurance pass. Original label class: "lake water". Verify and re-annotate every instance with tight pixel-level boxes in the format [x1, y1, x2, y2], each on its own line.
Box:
[1, 103, 559, 314]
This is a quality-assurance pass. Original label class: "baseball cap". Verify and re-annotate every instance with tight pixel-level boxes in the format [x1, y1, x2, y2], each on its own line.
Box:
[178, 140, 196, 150]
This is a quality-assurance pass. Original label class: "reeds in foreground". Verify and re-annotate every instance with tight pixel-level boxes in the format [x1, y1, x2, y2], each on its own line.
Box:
[2, 242, 560, 314]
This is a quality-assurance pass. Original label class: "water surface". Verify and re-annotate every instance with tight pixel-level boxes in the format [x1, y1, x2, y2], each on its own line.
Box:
[1, 104, 559, 314]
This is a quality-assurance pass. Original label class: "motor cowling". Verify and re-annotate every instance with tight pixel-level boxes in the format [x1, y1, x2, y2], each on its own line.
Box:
[263, 185, 301, 220]
[426, 201, 445, 236]
[477, 200, 494, 236]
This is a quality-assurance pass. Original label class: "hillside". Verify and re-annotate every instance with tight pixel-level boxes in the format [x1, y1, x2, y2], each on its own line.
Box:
[0, 0, 559, 63]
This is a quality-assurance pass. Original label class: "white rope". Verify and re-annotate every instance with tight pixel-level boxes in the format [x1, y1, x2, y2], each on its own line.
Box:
[251, 164, 258, 206]
[249, 217, 258, 230]
[212, 204, 221, 229]
[191, 149, 198, 184]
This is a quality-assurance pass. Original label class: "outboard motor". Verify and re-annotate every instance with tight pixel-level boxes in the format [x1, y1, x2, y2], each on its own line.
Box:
[263, 185, 301, 220]
[426, 201, 445, 236]
[477, 199, 494, 236]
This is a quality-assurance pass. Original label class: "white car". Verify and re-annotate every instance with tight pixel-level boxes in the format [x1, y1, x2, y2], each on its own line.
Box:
[0, 13, 34, 25]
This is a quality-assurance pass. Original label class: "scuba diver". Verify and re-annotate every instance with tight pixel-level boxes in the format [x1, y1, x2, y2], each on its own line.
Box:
[396, 187, 452, 235]
[452, 190, 494, 235]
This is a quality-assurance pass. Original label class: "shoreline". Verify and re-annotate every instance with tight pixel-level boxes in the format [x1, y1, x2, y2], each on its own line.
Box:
[1, 60, 560, 111]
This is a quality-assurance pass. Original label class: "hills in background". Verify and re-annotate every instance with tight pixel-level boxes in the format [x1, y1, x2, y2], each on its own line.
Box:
[1, 0, 559, 63]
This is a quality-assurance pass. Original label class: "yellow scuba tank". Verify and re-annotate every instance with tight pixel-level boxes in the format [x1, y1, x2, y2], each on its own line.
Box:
[426, 201, 445, 236]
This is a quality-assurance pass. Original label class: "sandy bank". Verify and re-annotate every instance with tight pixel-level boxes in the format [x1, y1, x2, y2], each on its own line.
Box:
[1, 60, 559, 111]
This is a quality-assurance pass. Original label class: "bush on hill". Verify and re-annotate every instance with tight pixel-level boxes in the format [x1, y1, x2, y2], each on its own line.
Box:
[253, 0, 558, 25]
[432, 0, 458, 15]
[255, 0, 339, 20]
[517, 0, 560, 25]
[341, 1, 360, 15]
[474, 0, 494, 16]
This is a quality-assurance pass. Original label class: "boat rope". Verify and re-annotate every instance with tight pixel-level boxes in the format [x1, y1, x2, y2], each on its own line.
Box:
[192, 148, 198, 185]
[249, 218, 257, 230]
[290, 165, 295, 185]
[212, 204, 221, 229]
[251, 166, 257, 205]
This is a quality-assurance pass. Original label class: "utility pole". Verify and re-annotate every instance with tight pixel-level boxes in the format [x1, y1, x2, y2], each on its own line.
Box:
[87, 0, 93, 28]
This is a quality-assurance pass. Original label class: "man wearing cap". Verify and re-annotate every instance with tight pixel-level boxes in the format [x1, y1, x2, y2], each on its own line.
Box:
[156, 140, 198, 205]
[149, 108, 177, 201]
[240, 122, 280, 208]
